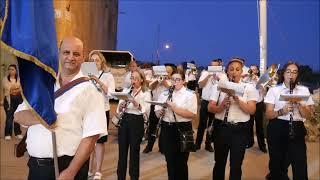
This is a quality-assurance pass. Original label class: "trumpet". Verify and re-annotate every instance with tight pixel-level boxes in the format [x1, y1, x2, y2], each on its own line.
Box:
[256, 64, 279, 89]
[191, 67, 198, 75]
[156, 75, 167, 83]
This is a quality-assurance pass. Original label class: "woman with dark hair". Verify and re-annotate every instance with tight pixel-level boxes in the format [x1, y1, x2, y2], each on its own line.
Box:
[2, 64, 23, 140]
[264, 61, 314, 180]
[155, 71, 197, 180]
[116, 69, 151, 180]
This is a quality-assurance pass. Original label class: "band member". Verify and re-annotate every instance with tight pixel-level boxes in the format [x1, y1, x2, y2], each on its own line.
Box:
[123, 60, 138, 89]
[14, 36, 108, 180]
[155, 71, 197, 180]
[143, 65, 174, 153]
[195, 58, 224, 152]
[208, 58, 258, 180]
[264, 61, 314, 180]
[245, 64, 267, 152]
[88, 51, 115, 180]
[116, 70, 151, 180]
[185, 61, 198, 91]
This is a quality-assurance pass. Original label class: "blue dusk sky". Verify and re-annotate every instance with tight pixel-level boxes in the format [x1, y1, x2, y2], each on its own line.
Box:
[117, 0, 320, 72]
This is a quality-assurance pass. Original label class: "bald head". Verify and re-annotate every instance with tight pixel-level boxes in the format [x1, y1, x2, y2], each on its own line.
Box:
[59, 36, 84, 75]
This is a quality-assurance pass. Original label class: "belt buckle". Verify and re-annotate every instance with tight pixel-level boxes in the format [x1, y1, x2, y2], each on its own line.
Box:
[36, 158, 51, 167]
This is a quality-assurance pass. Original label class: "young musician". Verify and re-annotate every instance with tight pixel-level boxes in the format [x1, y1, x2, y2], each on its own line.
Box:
[88, 51, 115, 180]
[155, 71, 197, 180]
[208, 58, 258, 180]
[245, 64, 267, 152]
[143, 65, 173, 153]
[116, 70, 151, 180]
[195, 58, 224, 152]
[264, 61, 314, 180]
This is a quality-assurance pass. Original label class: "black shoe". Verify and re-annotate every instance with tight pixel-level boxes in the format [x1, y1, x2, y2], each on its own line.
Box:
[143, 147, 152, 154]
[205, 143, 214, 152]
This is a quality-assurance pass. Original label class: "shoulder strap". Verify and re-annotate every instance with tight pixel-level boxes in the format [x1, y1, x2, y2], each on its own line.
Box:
[54, 77, 90, 99]
[98, 70, 104, 79]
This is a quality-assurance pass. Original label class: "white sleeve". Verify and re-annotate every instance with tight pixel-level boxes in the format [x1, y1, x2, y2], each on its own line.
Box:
[155, 92, 166, 111]
[264, 87, 276, 104]
[139, 91, 152, 115]
[185, 92, 197, 115]
[246, 84, 259, 102]
[15, 100, 30, 113]
[198, 71, 209, 83]
[209, 86, 219, 102]
[82, 86, 108, 138]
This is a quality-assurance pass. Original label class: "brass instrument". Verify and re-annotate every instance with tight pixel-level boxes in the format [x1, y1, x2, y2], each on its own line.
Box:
[191, 67, 198, 75]
[156, 75, 168, 83]
[256, 64, 279, 89]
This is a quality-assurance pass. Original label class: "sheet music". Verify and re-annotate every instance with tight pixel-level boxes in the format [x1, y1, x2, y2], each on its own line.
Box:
[217, 80, 245, 96]
[81, 62, 99, 76]
[145, 100, 166, 106]
[110, 92, 134, 101]
[152, 65, 168, 76]
[279, 94, 309, 102]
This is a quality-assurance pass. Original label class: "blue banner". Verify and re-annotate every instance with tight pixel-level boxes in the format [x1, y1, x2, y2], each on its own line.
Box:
[1, 0, 58, 127]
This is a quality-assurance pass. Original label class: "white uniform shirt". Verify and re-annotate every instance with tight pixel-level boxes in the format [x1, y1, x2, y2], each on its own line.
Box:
[155, 86, 197, 123]
[98, 70, 115, 111]
[117, 87, 151, 118]
[264, 83, 314, 121]
[210, 82, 258, 123]
[123, 71, 132, 89]
[198, 70, 228, 101]
[15, 71, 108, 158]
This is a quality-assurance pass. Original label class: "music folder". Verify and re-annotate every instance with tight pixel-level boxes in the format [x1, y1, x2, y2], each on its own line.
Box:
[145, 100, 166, 106]
[279, 94, 309, 102]
[217, 80, 245, 96]
[81, 62, 99, 76]
[110, 92, 134, 101]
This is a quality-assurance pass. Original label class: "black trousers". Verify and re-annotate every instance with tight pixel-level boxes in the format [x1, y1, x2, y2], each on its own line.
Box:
[117, 113, 144, 180]
[145, 105, 159, 150]
[4, 94, 22, 136]
[27, 155, 89, 180]
[212, 121, 249, 180]
[248, 101, 266, 148]
[267, 119, 308, 180]
[160, 121, 191, 180]
[195, 100, 214, 146]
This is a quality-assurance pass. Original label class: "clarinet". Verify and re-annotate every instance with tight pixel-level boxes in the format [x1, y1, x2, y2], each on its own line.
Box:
[116, 86, 134, 127]
[289, 79, 295, 139]
[152, 85, 175, 137]
[223, 77, 234, 123]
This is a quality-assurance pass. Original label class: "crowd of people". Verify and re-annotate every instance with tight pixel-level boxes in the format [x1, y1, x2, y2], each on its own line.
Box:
[1, 36, 315, 180]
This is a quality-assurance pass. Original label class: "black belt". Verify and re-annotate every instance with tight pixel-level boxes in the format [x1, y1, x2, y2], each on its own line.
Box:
[216, 120, 248, 127]
[161, 121, 190, 126]
[29, 155, 73, 167]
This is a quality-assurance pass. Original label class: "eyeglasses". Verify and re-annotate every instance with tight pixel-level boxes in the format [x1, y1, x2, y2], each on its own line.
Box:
[285, 69, 298, 75]
[172, 78, 182, 83]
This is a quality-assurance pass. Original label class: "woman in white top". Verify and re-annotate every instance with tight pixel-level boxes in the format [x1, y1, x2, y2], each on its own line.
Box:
[264, 61, 314, 180]
[88, 51, 115, 180]
[117, 70, 151, 180]
[2, 64, 23, 140]
[208, 58, 258, 180]
[155, 70, 197, 180]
